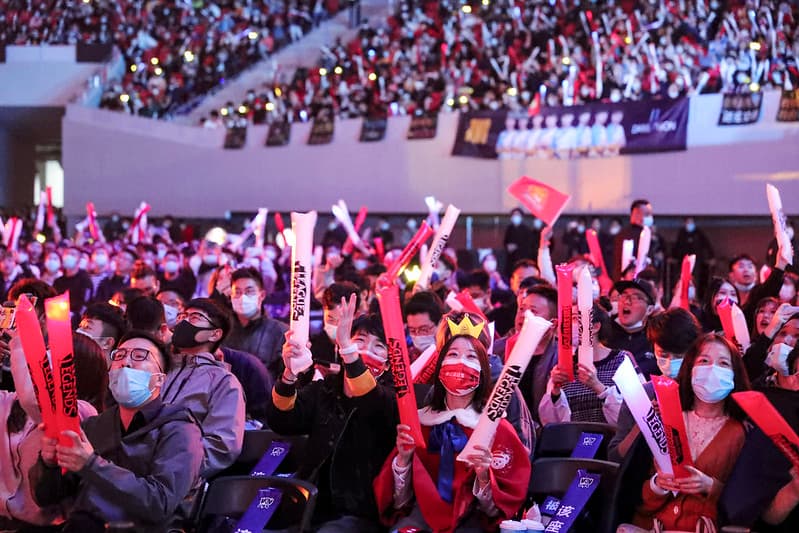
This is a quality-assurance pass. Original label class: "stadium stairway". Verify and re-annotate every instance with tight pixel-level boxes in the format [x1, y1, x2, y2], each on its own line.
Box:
[180, 0, 392, 126]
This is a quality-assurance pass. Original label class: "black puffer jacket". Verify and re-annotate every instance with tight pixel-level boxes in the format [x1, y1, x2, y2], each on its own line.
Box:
[266, 359, 398, 524]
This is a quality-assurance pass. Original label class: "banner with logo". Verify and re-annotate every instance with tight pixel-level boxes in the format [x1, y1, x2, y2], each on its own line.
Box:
[718, 92, 763, 125]
[451, 98, 689, 159]
[360, 116, 388, 142]
[308, 117, 334, 145]
[266, 121, 291, 146]
[223, 126, 247, 149]
[777, 89, 799, 122]
[407, 113, 438, 140]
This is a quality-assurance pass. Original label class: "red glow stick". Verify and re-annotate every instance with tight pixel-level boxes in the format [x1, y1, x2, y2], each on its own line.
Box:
[44, 293, 80, 448]
[17, 295, 58, 439]
[46, 186, 54, 227]
[376, 277, 425, 449]
[717, 298, 736, 343]
[586, 229, 612, 295]
[342, 206, 368, 256]
[386, 222, 434, 280]
[274, 212, 286, 239]
[86, 202, 101, 242]
[733, 391, 799, 470]
[652, 376, 694, 478]
[678, 255, 693, 310]
[374, 237, 385, 263]
[556, 263, 575, 380]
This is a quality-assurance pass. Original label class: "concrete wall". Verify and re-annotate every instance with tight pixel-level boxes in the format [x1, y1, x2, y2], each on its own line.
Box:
[62, 91, 799, 218]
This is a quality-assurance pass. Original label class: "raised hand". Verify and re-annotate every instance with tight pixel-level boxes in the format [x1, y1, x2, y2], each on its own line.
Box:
[335, 293, 358, 353]
[395, 424, 416, 468]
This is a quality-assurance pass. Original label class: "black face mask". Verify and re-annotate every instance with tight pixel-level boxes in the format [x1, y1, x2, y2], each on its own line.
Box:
[172, 320, 216, 349]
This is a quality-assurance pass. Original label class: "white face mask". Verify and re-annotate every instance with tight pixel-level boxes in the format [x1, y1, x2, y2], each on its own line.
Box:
[45, 259, 61, 273]
[610, 301, 618, 316]
[642, 215, 654, 227]
[411, 334, 436, 352]
[163, 304, 180, 328]
[164, 260, 180, 274]
[483, 260, 497, 273]
[232, 294, 260, 317]
[472, 297, 489, 312]
[511, 214, 523, 226]
[323, 323, 338, 341]
[767, 343, 793, 376]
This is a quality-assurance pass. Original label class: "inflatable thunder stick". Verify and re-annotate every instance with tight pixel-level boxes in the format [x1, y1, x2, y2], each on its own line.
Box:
[342, 206, 368, 256]
[717, 299, 750, 351]
[652, 376, 693, 478]
[621, 239, 635, 274]
[386, 222, 434, 281]
[586, 229, 612, 295]
[457, 311, 552, 461]
[576, 266, 594, 370]
[733, 391, 799, 470]
[556, 264, 575, 380]
[16, 295, 58, 438]
[44, 293, 81, 448]
[288, 211, 317, 375]
[678, 255, 696, 310]
[635, 226, 651, 276]
[613, 357, 672, 474]
[376, 279, 425, 449]
[416, 205, 461, 291]
[767, 184, 794, 266]
[410, 344, 438, 384]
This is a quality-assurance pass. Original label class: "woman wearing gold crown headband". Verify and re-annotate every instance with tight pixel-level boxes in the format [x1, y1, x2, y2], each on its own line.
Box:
[374, 312, 530, 533]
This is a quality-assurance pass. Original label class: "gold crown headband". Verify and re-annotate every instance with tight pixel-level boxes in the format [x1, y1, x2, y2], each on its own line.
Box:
[446, 314, 485, 340]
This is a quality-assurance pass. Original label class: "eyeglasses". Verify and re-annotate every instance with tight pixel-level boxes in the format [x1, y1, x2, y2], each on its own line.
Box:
[111, 347, 163, 372]
[408, 324, 436, 336]
[619, 292, 649, 304]
[176, 311, 218, 328]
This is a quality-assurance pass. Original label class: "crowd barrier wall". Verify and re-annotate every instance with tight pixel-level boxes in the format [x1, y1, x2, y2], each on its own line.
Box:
[62, 91, 799, 218]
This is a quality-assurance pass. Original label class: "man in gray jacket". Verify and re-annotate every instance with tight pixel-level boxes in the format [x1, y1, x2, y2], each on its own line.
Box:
[162, 297, 246, 478]
[32, 331, 204, 532]
[224, 267, 288, 381]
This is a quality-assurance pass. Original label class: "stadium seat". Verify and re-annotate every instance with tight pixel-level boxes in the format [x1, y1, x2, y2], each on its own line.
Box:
[219, 430, 309, 478]
[535, 422, 618, 461]
[197, 475, 317, 533]
[528, 457, 621, 533]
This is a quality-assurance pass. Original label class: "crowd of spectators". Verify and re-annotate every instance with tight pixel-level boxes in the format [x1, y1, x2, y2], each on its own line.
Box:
[1, 0, 343, 118]
[0, 196, 797, 530]
[4, 1, 796, 126]
[213, 0, 799, 126]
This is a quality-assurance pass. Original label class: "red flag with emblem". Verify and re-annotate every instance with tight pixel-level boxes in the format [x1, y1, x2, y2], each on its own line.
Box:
[507, 176, 571, 227]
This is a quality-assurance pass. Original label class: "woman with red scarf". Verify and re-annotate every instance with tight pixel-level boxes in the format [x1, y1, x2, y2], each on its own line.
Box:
[374, 312, 530, 532]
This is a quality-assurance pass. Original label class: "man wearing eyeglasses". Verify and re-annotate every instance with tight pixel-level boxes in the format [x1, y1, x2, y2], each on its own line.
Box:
[606, 279, 658, 378]
[32, 331, 203, 532]
[161, 298, 245, 478]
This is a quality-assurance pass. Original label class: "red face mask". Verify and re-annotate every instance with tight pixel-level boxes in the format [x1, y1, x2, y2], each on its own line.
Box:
[361, 350, 387, 378]
[439, 358, 481, 396]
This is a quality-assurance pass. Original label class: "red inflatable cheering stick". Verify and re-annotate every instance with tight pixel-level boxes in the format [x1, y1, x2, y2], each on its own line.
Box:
[376, 276, 425, 450]
[44, 293, 81, 448]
